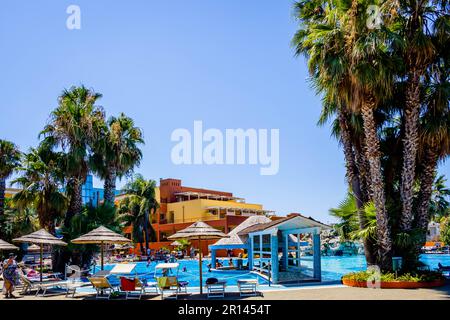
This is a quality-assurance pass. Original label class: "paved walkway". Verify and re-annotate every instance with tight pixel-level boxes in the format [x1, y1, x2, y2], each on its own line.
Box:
[2, 282, 450, 300]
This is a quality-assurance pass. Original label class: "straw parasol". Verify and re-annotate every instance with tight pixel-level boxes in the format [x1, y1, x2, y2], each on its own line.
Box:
[168, 221, 228, 294]
[71, 226, 132, 270]
[13, 229, 67, 282]
[27, 244, 41, 252]
[170, 241, 182, 247]
[0, 239, 19, 253]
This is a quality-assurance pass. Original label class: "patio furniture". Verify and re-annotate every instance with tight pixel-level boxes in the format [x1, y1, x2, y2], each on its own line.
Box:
[35, 280, 88, 297]
[237, 279, 258, 297]
[19, 273, 39, 295]
[206, 280, 226, 299]
[120, 276, 142, 300]
[88, 276, 118, 299]
[136, 277, 159, 295]
[157, 276, 180, 300]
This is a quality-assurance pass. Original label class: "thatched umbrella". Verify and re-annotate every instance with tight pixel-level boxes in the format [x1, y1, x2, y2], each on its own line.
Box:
[0, 239, 19, 258]
[27, 244, 41, 252]
[13, 229, 67, 282]
[170, 241, 182, 247]
[168, 221, 228, 294]
[71, 226, 132, 270]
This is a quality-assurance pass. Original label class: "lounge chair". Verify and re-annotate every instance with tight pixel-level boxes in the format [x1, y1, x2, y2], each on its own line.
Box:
[136, 277, 159, 295]
[237, 279, 258, 297]
[35, 280, 86, 297]
[18, 273, 39, 295]
[157, 276, 180, 300]
[438, 263, 450, 271]
[120, 276, 142, 300]
[205, 278, 226, 299]
[88, 276, 118, 299]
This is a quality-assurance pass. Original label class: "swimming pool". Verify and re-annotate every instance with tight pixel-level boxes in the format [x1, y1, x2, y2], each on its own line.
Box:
[96, 254, 450, 287]
[96, 259, 269, 287]
[317, 254, 450, 281]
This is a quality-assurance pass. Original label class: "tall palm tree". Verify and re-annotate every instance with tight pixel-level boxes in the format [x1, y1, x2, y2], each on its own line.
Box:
[0, 139, 21, 236]
[416, 22, 450, 234]
[11, 143, 68, 234]
[292, 0, 395, 268]
[119, 174, 159, 253]
[90, 113, 144, 205]
[399, 0, 441, 232]
[40, 85, 105, 226]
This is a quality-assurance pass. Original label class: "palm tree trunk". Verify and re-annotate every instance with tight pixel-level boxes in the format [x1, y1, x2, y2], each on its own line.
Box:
[338, 110, 376, 264]
[0, 177, 5, 217]
[354, 140, 370, 203]
[361, 96, 392, 270]
[103, 166, 117, 206]
[65, 178, 83, 226]
[0, 177, 5, 238]
[144, 210, 149, 253]
[417, 148, 438, 232]
[400, 70, 421, 231]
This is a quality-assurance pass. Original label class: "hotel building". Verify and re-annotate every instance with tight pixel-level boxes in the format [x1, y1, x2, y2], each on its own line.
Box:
[123, 178, 275, 254]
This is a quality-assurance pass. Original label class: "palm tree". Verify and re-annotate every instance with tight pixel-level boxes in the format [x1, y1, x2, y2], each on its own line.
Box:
[90, 113, 144, 205]
[399, 0, 442, 233]
[329, 193, 378, 244]
[0, 139, 21, 236]
[429, 175, 450, 220]
[119, 174, 159, 254]
[11, 143, 68, 233]
[40, 85, 105, 226]
[292, 0, 395, 268]
[416, 24, 450, 234]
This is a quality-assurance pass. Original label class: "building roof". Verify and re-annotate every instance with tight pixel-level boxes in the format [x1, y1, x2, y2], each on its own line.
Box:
[211, 216, 272, 247]
[238, 214, 330, 235]
[205, 206, 275, 215]
[175, 191, 244, 201]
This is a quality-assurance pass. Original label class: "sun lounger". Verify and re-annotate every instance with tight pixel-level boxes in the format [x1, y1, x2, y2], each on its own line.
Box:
[35, 280, 88, 297]
[136, 277, 159, 295]
[237, 279, 258, 297]
[120, 276, 143, 300]
[157, 276, 180, 300]
[19, 273, 38, 295]
[438, 263, 450, 271]
[88, 276, 118, 299]
[206, 280, 226, 299]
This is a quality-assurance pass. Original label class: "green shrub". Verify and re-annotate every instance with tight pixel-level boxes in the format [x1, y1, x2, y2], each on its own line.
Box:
[342, 270, 444, 282]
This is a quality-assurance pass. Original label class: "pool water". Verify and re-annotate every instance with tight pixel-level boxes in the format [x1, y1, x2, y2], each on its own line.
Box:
[98, 259, 268, 287]
[98, 254, 450, 287]
[318, 254, 450, 281]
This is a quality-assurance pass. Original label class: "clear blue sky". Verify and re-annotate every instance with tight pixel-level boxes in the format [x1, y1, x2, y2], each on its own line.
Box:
[1, 0, 449, 224]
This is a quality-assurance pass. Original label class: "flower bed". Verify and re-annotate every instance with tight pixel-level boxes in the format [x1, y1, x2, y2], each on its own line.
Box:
[342, 271, 446, 289]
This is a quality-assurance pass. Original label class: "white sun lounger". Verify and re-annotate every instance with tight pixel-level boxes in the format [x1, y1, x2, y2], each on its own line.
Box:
[206, 281, 226, 299]
[237, 279, 258, 297]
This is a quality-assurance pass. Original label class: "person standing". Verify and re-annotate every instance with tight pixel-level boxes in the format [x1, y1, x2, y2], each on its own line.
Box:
[2, 253, 19, 299]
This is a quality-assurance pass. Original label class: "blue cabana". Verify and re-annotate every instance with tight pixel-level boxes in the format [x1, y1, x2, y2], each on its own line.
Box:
[209, 216, 272, 268]
[238, 214, 330, 284]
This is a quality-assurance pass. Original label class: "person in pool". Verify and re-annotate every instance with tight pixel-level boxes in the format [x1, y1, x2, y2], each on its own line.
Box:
[182, 266, 187, 272]
[228, 258, 234, 268]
